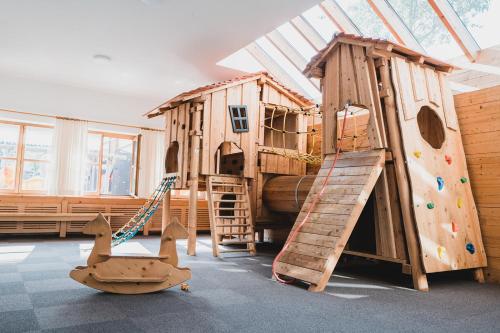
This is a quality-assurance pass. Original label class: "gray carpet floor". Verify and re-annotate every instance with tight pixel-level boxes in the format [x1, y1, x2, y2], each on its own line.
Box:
[0, 234, 499, 333]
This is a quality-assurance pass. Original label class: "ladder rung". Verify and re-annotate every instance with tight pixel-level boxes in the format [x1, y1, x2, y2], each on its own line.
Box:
[216, 224, 250, 227]
[213, 200, 245, 203]
[215, 216, 249, 219]
[211, 191, 244, 195]
[212, 183, 243, 187]
[221, 232, 253, 236]
[215, 207, 247, 211]
[219, 240, 254, 245]
[219, 249, 252, 253]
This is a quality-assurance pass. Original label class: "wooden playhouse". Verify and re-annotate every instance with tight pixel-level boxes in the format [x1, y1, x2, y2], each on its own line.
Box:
[274, 33, 487, 292]
[146, 72, 318, 256]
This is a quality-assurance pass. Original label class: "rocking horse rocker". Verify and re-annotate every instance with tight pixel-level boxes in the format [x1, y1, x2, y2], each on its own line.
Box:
[70, 213, 191, 294]
[70, 173, 191, 294]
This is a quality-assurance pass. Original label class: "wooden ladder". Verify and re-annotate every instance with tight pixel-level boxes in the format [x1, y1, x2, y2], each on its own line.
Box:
[207, 175, 256, 256]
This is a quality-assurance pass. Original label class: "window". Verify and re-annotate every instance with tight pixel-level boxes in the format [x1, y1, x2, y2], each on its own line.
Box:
[228, 105, 249, 133]
[84, 132, 137, 196]
[0, 121, 53, 193]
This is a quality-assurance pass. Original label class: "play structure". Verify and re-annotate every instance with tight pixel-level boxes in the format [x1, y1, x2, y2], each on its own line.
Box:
[146, 72, 317, 256]
[70, 173, 192, 294]
[273, 33, 487, 292]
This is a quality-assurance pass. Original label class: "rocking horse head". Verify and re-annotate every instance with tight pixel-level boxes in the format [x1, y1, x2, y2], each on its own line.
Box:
[83, 213, 111, 236]
[161, 217, 188, 241]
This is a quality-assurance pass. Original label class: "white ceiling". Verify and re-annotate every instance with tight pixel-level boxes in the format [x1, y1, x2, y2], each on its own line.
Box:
[0, 0, 320, 128]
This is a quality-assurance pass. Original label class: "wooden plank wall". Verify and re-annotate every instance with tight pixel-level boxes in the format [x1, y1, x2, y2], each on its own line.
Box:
[321, 44, 382, 155]
[200, 81, 260, 178]
[199, 79, 308, 179]
[455, 85, 500, 283]
[0, 195, 211, 235]
[391, 57, 487, 273]
[165, 102, 191, 188]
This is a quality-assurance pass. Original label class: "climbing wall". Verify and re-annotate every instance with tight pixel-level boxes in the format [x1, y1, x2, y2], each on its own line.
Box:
[274, 150, 385, 291]
[391, 57, 487, 273]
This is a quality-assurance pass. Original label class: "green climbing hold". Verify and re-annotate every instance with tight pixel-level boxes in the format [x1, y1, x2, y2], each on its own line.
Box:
[427, 202, 435, 209]
[460, 177, 468, 184]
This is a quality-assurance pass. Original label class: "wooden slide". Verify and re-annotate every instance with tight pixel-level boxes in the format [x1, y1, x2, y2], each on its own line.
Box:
[274, 150, 385, 292]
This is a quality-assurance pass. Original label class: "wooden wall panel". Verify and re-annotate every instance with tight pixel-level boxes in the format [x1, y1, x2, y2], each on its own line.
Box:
[391, 57, 487, 273]
[0, 195, 211, 235]
[241, 81, 259, 178]
[456, 84, 500, 283]
[201, 94, 212, 175]
[322, 47, 340, 155]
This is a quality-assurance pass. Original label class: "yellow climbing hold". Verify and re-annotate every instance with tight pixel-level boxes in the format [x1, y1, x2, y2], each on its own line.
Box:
[457, 197, 463, 208]
[413, 151, 422, 158]
[437, 246, 445, 259]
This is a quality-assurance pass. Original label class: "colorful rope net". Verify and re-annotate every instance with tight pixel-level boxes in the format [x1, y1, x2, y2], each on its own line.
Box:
[111, 173, 177, 247]
[261, 103, 322, 165]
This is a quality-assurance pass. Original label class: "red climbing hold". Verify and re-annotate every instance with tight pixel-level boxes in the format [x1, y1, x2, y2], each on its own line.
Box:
[452, 221, 459, 232]
[445, 155, 452, 165]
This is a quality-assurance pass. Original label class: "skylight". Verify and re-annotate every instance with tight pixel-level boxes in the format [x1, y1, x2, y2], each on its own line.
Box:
[302, 5, 340, 43]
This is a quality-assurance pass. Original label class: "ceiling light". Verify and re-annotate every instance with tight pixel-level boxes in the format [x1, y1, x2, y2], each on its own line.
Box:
[93, 54, 112, 64]
[140, 0, 163, 5]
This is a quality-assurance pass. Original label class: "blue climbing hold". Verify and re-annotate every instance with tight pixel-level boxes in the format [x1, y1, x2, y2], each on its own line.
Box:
[466, 243, 475, 255]
[437, 177, 444, 191]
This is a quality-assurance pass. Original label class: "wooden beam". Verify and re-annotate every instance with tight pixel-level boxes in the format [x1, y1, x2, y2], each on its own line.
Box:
[245, 42, 312, 99]
[320, 0, 362, 35]
[266, 31, 308, 70]
[265, 32, 320, 89]
[379, 58, 428, 291]
[290, 16, 327, 51]
[427, 0, 480, 62]
[187, 106, 202, 256]
[367, 0, 426, 54]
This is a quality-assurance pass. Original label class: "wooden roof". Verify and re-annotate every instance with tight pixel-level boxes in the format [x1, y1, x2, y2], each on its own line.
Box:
[303, 33, 454, 78]
[145, 71, 313, 118]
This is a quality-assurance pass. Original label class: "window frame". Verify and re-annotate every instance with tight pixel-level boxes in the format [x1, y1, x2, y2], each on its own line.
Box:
[228, 105, 250, 133]
[0, 120, 53, 194]
[85, 130, 138, 197]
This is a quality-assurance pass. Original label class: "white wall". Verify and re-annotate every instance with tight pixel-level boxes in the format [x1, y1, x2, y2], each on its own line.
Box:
[0, 72, 164, 129]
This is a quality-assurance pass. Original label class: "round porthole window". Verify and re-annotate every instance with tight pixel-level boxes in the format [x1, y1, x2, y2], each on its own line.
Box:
[417, 106, 446, 149]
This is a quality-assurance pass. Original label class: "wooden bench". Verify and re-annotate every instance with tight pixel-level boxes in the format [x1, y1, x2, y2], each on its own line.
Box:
[0, 213, 123, 238]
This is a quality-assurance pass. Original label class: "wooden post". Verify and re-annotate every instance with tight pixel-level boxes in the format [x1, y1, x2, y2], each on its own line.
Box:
[187, 104, 203, 256]
[161, 191, 171, 235]
[379, 57, 429, 291]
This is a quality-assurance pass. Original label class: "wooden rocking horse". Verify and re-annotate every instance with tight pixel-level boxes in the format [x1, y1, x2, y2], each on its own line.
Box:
[70, 213, 191, 294]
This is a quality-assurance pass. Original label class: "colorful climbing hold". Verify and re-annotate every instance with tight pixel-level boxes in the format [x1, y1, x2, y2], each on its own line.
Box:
[437, 176, 444, 191]
[413, 151, 422, 158]
[427, 202, 435, 209]
[445, 155, 452, 165]
[457, 197, 463, 208]
[452, 221, 459, 233]
[437, 246, 445, 259]
[460, 177, 468, 184]
[466, 243, 475, 255]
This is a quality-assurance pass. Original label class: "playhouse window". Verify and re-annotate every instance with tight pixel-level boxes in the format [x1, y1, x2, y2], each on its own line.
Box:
[228, 105, 249, 133]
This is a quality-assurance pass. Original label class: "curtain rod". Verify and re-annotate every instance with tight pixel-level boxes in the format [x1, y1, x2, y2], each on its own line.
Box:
[0, 108, 164, 132]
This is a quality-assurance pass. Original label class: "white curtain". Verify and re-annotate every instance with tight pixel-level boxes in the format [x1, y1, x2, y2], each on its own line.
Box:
[138, 129, 165, 198]
[49, 118, 88, 195]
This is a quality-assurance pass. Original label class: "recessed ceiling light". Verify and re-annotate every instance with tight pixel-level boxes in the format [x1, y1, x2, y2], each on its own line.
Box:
[140, 0, 163, 5]
[93, 54, 112, 63]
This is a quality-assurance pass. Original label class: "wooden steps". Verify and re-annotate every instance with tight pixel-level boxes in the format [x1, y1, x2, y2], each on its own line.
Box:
[275, 150, 385, 291]
[207, 175, 256, 256]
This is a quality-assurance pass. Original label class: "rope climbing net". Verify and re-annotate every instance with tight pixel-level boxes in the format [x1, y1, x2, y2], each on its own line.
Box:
[335, 106, 369, 152]
[261, 103, 322, 165]
[111, 173, 177, 247]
